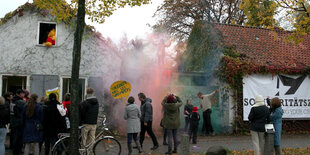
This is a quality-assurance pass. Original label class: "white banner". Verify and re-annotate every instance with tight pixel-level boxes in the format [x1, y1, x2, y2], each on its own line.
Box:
[243, 74, 310, 121]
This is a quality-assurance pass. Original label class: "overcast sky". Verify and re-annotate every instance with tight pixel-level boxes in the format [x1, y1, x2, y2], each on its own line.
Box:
[0, 0, 163, 42]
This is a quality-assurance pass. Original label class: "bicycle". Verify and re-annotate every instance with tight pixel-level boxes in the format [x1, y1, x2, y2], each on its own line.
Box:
[51, 115, 121, 155]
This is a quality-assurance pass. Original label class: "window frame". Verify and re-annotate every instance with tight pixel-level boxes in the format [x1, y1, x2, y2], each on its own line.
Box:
[37, 21, 58, 46]
[0, 74, 30, 96]
[59, 76, 88, 102]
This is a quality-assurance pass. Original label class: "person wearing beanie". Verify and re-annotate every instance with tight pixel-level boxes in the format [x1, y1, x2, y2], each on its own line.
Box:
[189, 106, 200, 144]
[248, 95, 270, 155]
[124, 96, 143, 155]
[161, 94, 183, 154]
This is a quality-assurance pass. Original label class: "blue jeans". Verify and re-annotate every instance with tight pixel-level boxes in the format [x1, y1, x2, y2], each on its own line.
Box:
[127, 133, 138, 145]
[167, 129, 178, 150]
[0, 128, 7, 155]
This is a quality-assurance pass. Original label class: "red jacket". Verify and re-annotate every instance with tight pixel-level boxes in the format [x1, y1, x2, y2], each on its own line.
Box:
[62, 101, 70, 114]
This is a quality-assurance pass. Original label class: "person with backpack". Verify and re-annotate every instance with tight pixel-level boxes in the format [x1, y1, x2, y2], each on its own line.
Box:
[22, 94, 43, 155]
[188, 106, 200, 144]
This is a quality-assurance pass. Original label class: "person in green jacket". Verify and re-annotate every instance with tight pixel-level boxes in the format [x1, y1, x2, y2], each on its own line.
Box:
[161, 94, 183, 154]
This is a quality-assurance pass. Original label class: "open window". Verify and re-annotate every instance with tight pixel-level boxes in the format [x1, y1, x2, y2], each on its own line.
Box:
[2, 76, 27, 95]
[62, 78, 86, 102]
[38, 22, 57, 46]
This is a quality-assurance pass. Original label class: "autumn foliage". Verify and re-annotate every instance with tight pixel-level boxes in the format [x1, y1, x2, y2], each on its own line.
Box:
[218, 47, 310, 133]
[33, 0, 150, 24]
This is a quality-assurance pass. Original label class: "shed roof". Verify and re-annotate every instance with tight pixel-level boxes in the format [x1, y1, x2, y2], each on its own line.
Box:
[215, 23, 310, 70]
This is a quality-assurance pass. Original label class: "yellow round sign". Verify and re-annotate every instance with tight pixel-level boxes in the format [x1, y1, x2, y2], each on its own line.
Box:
[110, 81, 132, 99]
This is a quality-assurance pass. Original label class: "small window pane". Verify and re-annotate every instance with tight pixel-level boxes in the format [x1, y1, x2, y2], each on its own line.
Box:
[2, 76, 27, 95]
[38, 23, 56, 45]
[62, 78, 85, 102]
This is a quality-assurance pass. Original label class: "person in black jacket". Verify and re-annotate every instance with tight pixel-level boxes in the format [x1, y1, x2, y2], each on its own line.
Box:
[188, 107, 200, 144]
[248, 95, 270, 155]
[43, 93, 66, 155]
[11, 89, 26, 155]
[138, 92, 159, 150]
[0, 96, 10, 155]
[79, 88, 99, 153]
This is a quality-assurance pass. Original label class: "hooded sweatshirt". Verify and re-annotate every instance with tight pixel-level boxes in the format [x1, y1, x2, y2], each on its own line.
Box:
[80, 96, 99, 125]
[140, 98, 153, 122]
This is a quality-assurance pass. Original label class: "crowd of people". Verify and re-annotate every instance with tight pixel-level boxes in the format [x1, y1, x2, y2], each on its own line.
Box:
[0, 87, 99, 155]
[123, 91, 283, 155]
[0, 87, 283, 155]
[123, 90, 219, 155]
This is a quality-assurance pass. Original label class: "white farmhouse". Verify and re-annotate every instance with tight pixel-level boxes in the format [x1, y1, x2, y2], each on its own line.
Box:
[0, 3, 120, 103]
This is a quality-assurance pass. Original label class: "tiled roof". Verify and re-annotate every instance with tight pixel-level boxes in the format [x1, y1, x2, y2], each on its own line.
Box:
[215, 23, 310, 70]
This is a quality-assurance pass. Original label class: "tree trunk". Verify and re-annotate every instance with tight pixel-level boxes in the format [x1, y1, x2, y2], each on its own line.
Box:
[69, 0, 85, 154]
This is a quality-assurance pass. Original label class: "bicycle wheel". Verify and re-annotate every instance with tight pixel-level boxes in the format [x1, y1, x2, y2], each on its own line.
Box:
[52, 136, 70, 155]
[93, 137, 121, 155]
